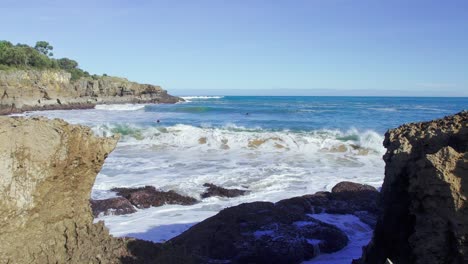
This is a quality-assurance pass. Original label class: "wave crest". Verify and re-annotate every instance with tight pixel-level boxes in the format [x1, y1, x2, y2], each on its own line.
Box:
[95, 104, 147, 111]
[92, 124, 385, 155]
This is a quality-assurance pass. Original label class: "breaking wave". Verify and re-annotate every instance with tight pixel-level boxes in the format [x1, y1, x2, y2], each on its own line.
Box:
[94, 104, 147, 111]
[92, 123, 385, 155]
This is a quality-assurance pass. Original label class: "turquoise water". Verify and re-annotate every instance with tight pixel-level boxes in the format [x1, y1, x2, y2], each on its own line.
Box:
[150, 96, 466, 133]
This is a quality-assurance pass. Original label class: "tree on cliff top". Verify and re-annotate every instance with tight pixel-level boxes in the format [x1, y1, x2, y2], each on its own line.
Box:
[34, 41, 53, 57]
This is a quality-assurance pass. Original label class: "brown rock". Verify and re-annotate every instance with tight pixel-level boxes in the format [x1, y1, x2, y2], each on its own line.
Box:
[112, 186, 198, 209]
[90, 197, 137, 217]
[201, 183, 247, 198]
[0, 117, 129, 263]
[356, 111, 468, 264]
[0, 69, 183, 115]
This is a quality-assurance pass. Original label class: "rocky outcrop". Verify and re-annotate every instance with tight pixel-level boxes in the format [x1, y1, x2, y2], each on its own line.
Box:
[0, 117, 130, 263]
[277, 181, 380, 227]
[0, 69, 183, 114]
[159, 181, 379, 264]
[166, 201, 349, 264]
[201, 183, 247, 198]
[356, 111, 468, 264]
[111, 186, 198, 209]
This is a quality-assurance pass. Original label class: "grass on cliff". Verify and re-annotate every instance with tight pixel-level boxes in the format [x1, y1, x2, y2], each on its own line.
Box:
[0, 40, 105, 81]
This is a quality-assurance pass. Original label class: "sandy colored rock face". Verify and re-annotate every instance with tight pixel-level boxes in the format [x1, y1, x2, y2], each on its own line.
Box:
[0, 117, 128, 263]
[356, 111, 468, 264]
[0, 69, 182, 114]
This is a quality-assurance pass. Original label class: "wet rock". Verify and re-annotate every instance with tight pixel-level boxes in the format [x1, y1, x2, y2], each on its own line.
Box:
[276, 181, 380, 226]
[90, 197, 137, 217]
[201, 183, 247, 198]
[112, 186, 198, 209]
[332, 181, 377, 193]
[166, 201, 349, 264]
[355, 111, 468, 264]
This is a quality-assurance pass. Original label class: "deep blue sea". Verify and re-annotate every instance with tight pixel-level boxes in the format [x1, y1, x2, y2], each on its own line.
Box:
[23, 96, 467, 263]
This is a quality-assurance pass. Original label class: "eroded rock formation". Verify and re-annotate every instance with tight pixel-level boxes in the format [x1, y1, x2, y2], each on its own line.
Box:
[0, 117, 128, 263]
[0, 70, 182, 114]
[356, 111, 468, 264]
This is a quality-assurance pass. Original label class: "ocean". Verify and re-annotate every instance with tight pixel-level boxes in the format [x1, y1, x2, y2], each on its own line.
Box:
[21, 96, 467, 263]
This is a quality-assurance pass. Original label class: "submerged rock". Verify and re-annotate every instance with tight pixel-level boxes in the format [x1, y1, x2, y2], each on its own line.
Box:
[90, 197, 137, 217]
[201, 183, 247, 198]
[112, 186, 198, 209]
[355, 111, 468, 264]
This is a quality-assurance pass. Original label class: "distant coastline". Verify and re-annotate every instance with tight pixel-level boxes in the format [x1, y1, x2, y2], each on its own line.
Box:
[0, 40, 182, 115]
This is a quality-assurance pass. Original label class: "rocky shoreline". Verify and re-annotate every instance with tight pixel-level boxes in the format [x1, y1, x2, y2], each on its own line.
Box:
[0, 111, 466, 263]
[0, 69, 183, 115]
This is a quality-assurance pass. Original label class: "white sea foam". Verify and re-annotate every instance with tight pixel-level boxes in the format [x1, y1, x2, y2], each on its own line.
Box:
[94, 104, 147, 111]
[303, 214, 373, 263]
[181, 96, 224, 100]
[368, 107, 398, 112]
[88, 123, 385, 245]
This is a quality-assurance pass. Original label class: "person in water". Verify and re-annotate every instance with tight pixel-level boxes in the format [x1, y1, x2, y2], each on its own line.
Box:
[156, 119, 160, 123]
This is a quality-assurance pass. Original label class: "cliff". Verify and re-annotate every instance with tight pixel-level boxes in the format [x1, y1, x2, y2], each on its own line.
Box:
[356, 111, 468, 264]
[0, 117, 128, 263]
[0, 69, 183, 115]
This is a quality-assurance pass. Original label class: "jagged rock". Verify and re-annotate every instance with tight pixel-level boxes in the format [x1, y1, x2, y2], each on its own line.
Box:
[355, 111, 468, 264]
[166, 201, 349, 264]
[112, 186, 198, 209]
[201, 183, 247, 198]
[277, 181, 380, 227]
[0, 117, 129, 263]
[0, 69, 183, 115]
[90, 197, 137, 217]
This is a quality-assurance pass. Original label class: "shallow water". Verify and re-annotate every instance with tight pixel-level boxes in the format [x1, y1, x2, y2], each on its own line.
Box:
[22, 96, 467, 262]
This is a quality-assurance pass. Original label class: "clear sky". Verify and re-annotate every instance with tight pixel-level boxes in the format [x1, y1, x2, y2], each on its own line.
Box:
[1, 0, 468, 96]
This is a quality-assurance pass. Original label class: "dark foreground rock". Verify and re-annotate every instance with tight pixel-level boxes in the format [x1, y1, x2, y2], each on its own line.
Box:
[90, 197, 137, 217]
[112, 186, 198, 209]
[355, 111, 468, 264]
[277, 181, 380, 227]
[166, 201, 349, 264]
[201, 183, 247, 198]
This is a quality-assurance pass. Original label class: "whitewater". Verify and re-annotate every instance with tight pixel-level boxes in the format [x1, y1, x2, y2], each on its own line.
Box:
[20, 96, 468, 263]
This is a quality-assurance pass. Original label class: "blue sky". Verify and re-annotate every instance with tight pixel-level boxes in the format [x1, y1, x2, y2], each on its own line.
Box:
[1, 0, 468, 96]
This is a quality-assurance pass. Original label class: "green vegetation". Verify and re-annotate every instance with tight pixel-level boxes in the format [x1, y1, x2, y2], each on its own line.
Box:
[0, 40, 92, 81]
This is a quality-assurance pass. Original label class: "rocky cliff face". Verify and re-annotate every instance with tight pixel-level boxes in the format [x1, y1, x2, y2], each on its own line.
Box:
[356, 111, 468, 264]
[0, 117, 129, 263]
[0, 70, 183, 114]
